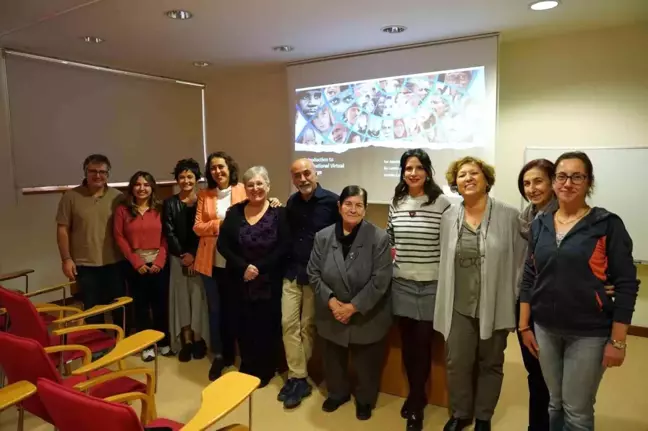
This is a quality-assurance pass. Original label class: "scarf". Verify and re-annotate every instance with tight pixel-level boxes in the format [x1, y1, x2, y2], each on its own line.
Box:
[519, 196, 558, 240]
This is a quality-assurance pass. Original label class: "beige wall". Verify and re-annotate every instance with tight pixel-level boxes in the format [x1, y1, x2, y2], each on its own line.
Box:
[1, 23, 646, 323]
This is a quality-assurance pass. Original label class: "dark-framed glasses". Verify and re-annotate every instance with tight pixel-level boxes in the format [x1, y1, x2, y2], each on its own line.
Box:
[554, 173, 587, 185]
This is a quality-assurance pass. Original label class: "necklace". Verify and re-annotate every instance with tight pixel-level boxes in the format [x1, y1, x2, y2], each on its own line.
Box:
[556, 207, 591, 225]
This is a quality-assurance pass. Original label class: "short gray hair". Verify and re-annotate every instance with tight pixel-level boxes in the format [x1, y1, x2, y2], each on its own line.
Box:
[242, 165, 270, 187]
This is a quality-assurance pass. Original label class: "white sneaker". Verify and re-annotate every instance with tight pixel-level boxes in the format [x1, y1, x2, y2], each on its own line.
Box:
[159, 346, 172, 356]
[141, 347, 156, 362]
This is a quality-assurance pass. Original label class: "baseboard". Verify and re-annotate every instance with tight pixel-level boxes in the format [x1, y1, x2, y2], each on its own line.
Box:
[628, 325, 648, 338]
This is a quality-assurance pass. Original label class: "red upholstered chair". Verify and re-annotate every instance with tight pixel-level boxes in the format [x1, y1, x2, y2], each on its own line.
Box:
[0, 331, 156, 429]
[0, 285, 131, 365]
[37, 372, 262, 431]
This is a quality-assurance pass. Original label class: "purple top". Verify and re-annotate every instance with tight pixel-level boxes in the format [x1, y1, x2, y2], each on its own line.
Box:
[239, 208, 279, 300]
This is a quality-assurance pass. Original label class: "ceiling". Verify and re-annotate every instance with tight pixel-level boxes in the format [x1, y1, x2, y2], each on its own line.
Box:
[1, 0, 646, 81]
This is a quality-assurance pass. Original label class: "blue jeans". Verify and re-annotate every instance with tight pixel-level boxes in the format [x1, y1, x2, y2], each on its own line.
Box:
[534, 324, 607, 431]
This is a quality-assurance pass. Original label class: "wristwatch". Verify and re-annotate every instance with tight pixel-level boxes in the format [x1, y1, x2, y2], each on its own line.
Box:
[609, 339, 627, 350]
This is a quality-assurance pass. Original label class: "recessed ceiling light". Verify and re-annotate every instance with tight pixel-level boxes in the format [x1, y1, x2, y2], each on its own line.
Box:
[165, 9, 192, 20]
[381, 25, 407, 34]
[529, 0, 560, 11]
[83, 36, 104, 44]
[193, 61, 210, 68]
[273, 45, 294, 53]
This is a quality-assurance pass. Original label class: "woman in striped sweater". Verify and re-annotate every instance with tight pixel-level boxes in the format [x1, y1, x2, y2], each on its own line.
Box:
[387, 148, 451, 431]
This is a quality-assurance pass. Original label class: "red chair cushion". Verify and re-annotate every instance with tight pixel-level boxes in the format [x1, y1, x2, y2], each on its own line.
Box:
[147, 418, 184, 430]
[50, 329, 116, 363]
[63, 368, 147, 399]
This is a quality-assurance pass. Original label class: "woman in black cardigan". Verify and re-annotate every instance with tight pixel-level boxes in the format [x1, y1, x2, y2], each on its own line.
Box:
[217, 166, 289, 386]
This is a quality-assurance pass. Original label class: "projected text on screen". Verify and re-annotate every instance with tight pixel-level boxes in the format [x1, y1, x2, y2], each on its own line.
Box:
[294, 67, 485, 154]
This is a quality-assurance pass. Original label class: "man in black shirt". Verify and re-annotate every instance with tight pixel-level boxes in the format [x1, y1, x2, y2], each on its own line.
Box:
[279, 158, 339, 409]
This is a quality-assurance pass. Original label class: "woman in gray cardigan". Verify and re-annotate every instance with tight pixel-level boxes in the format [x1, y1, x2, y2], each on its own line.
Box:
[434, 157, 526, 431]
[307, 186, 393, 422]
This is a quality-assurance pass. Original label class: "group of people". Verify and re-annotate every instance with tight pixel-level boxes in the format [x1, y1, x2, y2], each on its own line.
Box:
[55, 148, 639, 431]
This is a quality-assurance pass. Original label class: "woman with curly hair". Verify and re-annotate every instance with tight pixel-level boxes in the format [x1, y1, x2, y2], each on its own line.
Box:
[114, 171, 170, 362]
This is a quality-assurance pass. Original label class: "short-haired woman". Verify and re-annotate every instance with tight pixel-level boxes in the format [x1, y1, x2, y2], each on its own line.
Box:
[216, 166, 289, 387]
[387, 148, 451, 431]
[164, 159, 209, 362]
[114, 171, 171, 362]
[516, 158, 557, 430]
[308, 186, 393, 421]
[519, 151, 639, 431]
[435, 157, 527, 431]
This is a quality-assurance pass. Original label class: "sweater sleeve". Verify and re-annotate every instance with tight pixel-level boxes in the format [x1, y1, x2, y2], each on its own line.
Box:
[216, 205, 248, 277]
[113, 206, 146, 269]
[606, 215, 640, 324]
[519, 219, 538, 304]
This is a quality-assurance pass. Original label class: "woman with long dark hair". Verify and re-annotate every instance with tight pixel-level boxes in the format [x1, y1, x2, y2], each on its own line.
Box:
[114, 171, 170, 362]
[387, 148, 451, 431]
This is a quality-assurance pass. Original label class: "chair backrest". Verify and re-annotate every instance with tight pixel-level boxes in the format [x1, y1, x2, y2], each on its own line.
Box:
[0, 331, 63, 421]
[0, 286, 50, 346]
[37, 378, 144, 431]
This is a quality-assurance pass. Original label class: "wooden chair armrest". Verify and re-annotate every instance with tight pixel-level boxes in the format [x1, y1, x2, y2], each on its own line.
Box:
[53, 297, 133, 325]
[52, 323, 125, 344]
[216, 425, 249, 431]
[104, 392, 155, 424]
[0, 269, 34, 282]
[23, 281, 73, 298]
[0, 381, 37, 412]
[36, 305, 82, 318]
[71, 330, 164, 375]
[0, 308, 5, 316]
[181, 372, 260, 431]
[44, 344, 92, 365]
[73, 368, 155, 406]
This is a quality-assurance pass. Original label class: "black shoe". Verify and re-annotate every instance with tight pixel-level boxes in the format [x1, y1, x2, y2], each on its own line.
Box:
[443, 417, 473, 431]
[178, 343, 193, 362]
[406, 411, 424, 431]
[192, 340, 207, 360]
[283, 378, 312, 409]
[400, 399, 410, 419]
[355, 403, 372, 420]
[259, 378, 271, 389]
[208, 356, 225, 381]
[322, 396, 351, 412]
[474, 419, 491, 431]
[277, 378, 296, 402]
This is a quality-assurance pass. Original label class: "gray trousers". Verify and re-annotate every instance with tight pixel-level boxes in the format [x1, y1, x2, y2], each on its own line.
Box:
[446, 310, 508, 421]
[322, 336, 387, 407]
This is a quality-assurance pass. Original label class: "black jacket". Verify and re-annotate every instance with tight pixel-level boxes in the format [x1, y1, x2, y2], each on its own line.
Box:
[520, 207, 639, 336]
[162, 195, 200, 258]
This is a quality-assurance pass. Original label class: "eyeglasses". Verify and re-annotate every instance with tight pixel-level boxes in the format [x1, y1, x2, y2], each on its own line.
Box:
[554, 173, 588, 185]
[87, 169, 109, 176]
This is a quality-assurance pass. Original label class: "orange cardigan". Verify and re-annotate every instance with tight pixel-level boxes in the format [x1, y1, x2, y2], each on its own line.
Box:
[193, 183, 247, 276]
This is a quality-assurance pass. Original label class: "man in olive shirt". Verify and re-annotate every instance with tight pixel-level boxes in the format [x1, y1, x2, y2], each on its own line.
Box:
[56, 154, 125, 325]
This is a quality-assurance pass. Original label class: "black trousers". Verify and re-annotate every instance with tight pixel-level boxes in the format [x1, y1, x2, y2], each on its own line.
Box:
[215, 268, 238, 366]
[236, 296, 282, 382]
[516, 301, 550, 431]
[399, 317, 435, 413]
[76, 262, 126, 326]
[322, 336, 387, 407]
[127, 264, 170, 347]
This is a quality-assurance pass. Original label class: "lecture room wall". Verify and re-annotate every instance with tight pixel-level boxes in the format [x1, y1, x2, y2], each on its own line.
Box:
[1, 23, 646, 324]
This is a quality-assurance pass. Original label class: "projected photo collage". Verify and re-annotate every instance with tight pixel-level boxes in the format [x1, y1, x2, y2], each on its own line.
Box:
[294, 67, 485, 153]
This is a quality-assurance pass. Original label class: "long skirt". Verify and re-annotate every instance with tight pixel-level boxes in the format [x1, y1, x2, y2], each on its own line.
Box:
[168, 256, 210, 352]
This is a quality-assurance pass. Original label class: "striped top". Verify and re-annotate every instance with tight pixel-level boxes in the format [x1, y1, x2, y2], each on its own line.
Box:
[387, 194, 451, 281]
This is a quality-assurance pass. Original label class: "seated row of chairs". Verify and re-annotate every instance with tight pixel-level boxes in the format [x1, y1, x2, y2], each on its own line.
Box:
[0, 272, 260, 431]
